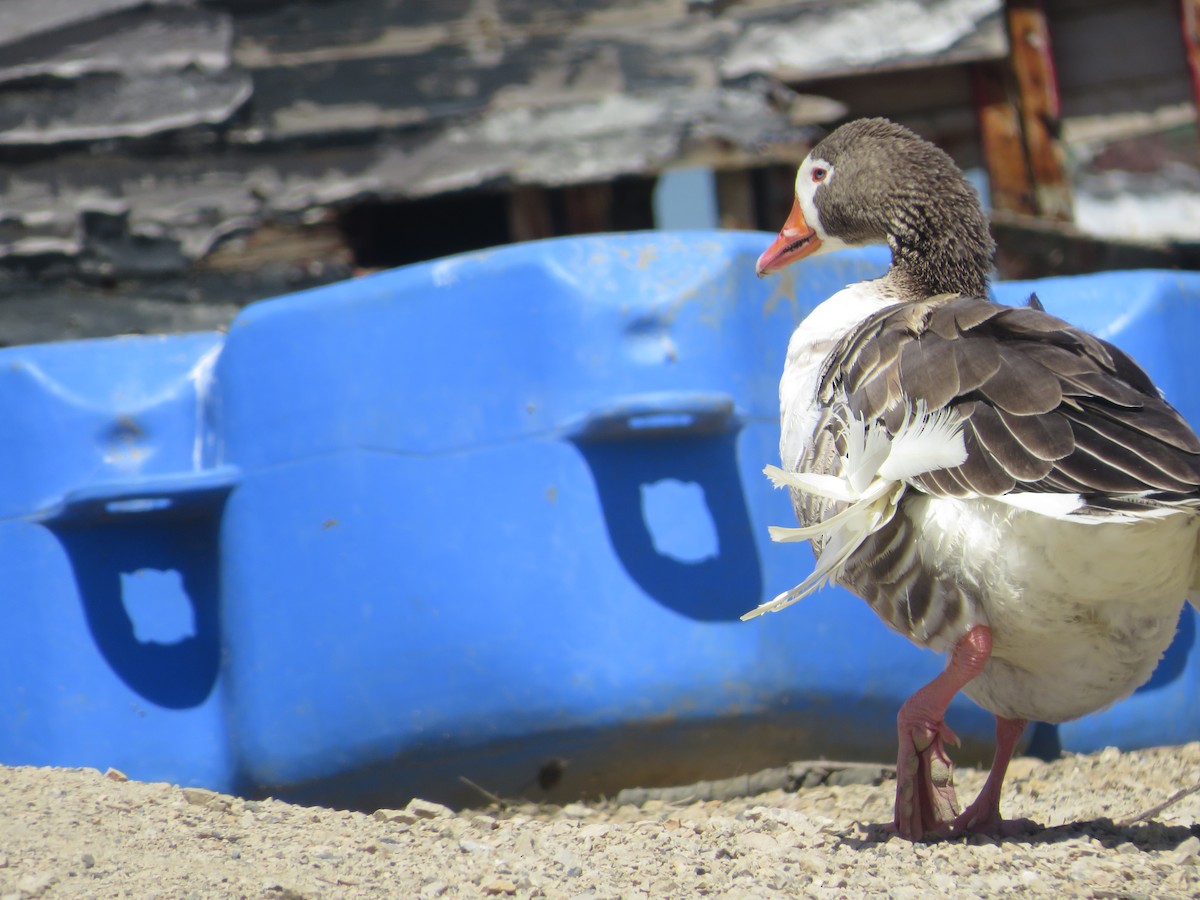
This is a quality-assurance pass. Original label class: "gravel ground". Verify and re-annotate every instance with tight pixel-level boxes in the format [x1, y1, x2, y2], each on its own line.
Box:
[4, 743, 1200, 899]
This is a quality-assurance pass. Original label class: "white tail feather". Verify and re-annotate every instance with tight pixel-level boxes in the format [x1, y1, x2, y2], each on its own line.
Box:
[877, 403, 967, 481]
[746, 402, 965, 620]
[767, 524, 820, 543]
[743, 515, 879, 619]
[841, 414, 892, 494]
[763, 464, 859, 502]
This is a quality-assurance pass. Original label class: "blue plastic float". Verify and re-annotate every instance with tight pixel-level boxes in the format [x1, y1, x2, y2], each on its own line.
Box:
[1, 232, 1197, 807]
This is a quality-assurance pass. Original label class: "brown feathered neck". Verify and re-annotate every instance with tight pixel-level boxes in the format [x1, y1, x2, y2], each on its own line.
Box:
[811, 118, 995, 299]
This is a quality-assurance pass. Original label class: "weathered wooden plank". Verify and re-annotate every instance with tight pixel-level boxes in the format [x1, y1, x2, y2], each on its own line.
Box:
[0, 1, 1007, 271]
[715, 170, 757, 231]
[227, 0, 1005, 148]
[971, 62, 1038, 216]
[992, 208, 1200, 281]
[720, 0, 1006, 80]
[0, 5, 231, 82]
[1007, 0, 1072, 220]
[0, 0, 144, 48]
[0, 5, 247, 146]
[800, 63, 985, 170]
[0, 71, 251, 146]
[507, 187, 556, 243]
[971, 1, 1072, 221]
[1045, 0, 1191, 118]
[10, 0, 1179, 346]
[1182, 0, 1200, 119]
[562, 183, 615, 234]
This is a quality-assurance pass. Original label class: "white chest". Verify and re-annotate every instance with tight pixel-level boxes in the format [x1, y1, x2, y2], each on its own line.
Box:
[778, 281, 899, 469]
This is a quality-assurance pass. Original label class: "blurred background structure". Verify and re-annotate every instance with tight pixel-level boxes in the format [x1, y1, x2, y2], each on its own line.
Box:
[0, 0, 1197, 345]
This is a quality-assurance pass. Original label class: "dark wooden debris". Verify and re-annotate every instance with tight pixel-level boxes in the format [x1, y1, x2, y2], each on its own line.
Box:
[992, 209, 1200, 281]
[1182, 0, 1200, 121]
[0, 1, 1194, 345]
[0, 0, 1014, 342]
[1006, 0, 1072, 220]
[973, 0, 1072, 221]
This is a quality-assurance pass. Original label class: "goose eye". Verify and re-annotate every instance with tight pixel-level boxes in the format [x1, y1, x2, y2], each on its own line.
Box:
[811, 167, 827, 183]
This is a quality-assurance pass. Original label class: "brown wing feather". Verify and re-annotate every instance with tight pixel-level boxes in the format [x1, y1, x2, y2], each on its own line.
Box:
[950, 337, 1002, 391]
[820, 295, 1200, 499]
[967, 403, 1056, 481]
[994, 406, 1073, 462]
[897, 338, 962, 409]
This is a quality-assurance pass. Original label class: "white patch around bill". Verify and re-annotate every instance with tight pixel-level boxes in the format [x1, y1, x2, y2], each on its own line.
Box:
[792, 156, 852, 256]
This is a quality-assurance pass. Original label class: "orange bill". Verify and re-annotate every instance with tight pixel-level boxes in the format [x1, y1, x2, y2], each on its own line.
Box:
[756, 197, 821, 276]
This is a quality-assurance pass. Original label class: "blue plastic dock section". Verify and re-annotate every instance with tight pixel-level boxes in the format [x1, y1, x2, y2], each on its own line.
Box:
[2, 232, 1199, 808]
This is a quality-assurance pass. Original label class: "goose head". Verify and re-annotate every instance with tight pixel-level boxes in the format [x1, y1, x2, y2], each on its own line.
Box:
[756, 117, 995, 299]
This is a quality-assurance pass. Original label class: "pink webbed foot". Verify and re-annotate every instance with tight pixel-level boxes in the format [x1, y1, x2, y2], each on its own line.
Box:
[928, 715, 1038, 839]
[894, 715, 961, 840]
[934, 798, 1040, 839]
[889, 625, 993, 841]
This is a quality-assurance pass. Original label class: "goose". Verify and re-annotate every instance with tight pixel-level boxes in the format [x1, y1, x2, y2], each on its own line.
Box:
[744, 117, 1200, 841]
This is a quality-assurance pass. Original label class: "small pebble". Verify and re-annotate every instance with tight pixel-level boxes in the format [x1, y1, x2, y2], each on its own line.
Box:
[405, 798, 453, 819]
[737, 831, 781, 854]
[373, 808, 419, 826]
[181, 787, 231, 812]
[482, 877, 518, 895]
[1170, 835, 1200, 865]
[14, 872, 54, 896]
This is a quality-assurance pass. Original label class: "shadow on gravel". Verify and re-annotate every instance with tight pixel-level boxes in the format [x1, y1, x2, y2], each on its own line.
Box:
[837, 818, 1200, 852]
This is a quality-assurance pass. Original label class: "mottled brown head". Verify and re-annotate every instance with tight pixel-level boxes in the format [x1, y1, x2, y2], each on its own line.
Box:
[757, 118, 995, 298]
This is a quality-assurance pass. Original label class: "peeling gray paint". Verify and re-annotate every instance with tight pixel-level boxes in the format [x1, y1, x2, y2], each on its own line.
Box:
[0, 70, 253, 145]
[0, 6, 233, 82]
[0, 0, 148, 48]
[0, 5, 248, 145]
[0, 0, 1010, 342]
[721, 0, 1004, 79]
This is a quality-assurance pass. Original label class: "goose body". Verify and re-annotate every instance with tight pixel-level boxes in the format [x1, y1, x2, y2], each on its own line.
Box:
[749, 118, 1200, 840]
[779, 282, 1200, 723]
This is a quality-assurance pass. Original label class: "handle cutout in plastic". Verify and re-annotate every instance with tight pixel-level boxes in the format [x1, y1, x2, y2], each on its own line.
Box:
[567, 392, 738, 442]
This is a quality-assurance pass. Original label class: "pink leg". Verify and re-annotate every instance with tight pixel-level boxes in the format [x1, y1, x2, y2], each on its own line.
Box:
[893, 625, 992, 841]
[933, 715, 1033, 838]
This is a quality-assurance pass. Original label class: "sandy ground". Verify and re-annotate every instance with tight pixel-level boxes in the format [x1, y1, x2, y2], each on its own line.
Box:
[3, 743, 1200, 899]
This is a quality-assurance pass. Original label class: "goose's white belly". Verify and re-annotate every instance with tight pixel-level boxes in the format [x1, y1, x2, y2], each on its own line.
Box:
[906, 494, 1200, 723]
